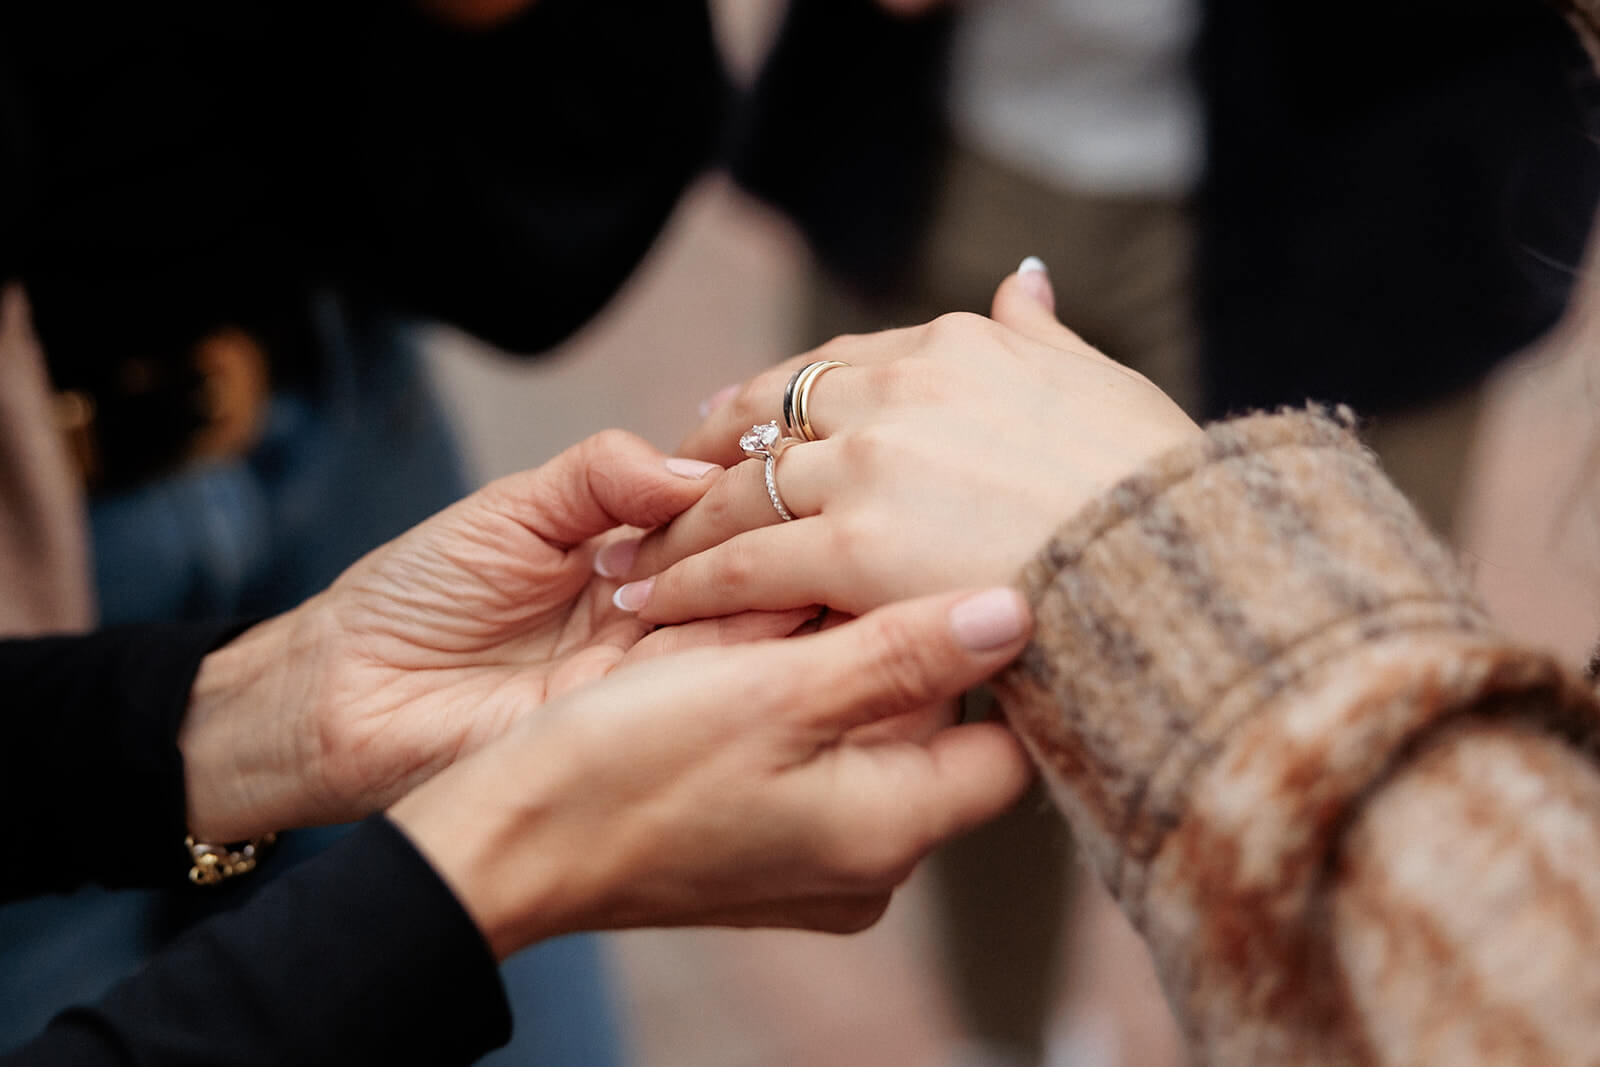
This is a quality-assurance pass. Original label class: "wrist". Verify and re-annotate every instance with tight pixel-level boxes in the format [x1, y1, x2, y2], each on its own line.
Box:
[179, 602, 326, 841]
[388, 736, 588, 960]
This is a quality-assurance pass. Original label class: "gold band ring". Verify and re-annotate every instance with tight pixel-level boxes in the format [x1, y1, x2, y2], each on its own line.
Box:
[782, 360, 849, 442]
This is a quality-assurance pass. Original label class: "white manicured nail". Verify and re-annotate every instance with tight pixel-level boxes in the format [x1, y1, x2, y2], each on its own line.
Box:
[665, 457, 720, 479]
[594, 538, 640, 578]
[1016, 256, 1055, 311]
[613, 578, 655, 612]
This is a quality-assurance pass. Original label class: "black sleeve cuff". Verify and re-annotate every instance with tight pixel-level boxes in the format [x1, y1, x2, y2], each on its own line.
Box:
[11, 815, 511, 1067]
[0, 620, 255, 899]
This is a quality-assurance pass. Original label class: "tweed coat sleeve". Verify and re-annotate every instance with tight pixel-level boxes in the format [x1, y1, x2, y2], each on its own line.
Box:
[993, 408, 1600, 1064]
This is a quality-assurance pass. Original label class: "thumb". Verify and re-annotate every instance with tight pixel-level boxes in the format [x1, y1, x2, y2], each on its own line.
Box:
[480, 429, 723, 549]
[773, 587, 1033, 735]
[990, 257, 1095, 354]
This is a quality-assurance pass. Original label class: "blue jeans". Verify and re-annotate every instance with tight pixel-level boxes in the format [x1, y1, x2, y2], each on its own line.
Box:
[0, 307, 624, 1064]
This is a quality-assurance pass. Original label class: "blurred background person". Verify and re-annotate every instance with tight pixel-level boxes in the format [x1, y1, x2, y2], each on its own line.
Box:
[0, 1, 731, 1062]
[727, 0, 1600, 1063]
[1197, 0, 1600, 535]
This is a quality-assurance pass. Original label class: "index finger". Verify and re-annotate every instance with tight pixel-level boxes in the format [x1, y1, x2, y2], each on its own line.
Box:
[478, 428, 723, 549]
[755, 587, 1033, 735]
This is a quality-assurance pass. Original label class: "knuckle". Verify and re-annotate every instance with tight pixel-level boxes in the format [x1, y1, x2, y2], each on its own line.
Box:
[685, 461, 765, 539]
[830, 512, 878, 577]
[698, 470, 744, 527]
[873, 357, 922, 398]
[923, 310, 989, 347]
[472, 477, 521, 520]
[834, 422, 899, 473]
[708, 537, 759, 598]
[872, 350, 959, 407]
[813, 333, 865, 362]
[845, 365, 894, 416]
[860, 611, 941, 712]
[826, 514, 863, 558]
[587, 427, 637, 456]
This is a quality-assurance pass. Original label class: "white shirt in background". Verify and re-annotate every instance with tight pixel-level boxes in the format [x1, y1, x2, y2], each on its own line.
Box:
[948, 0, 1202, 198]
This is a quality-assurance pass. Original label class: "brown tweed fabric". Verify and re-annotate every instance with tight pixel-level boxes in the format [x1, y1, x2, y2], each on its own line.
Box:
[994, 409, 1600, 1064]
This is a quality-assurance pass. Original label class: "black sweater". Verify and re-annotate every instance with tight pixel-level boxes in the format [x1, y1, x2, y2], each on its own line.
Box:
[0, 627, 510, 1065]
[0, 0, 727, 388]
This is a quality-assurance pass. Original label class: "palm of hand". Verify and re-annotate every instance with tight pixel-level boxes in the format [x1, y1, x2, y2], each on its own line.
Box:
[291, 463, 720, 823]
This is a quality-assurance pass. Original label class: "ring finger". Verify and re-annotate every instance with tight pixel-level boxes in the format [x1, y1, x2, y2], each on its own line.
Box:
[680, 329, 917, 464]
[627, 439, 838, 582]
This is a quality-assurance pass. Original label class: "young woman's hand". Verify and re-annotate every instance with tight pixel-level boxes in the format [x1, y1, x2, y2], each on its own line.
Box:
[605, 263, 1203, 624]
[388, 586, 1036, 959]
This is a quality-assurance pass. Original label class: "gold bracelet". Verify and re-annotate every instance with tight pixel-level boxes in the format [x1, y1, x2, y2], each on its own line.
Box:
[185, 832, 277, 886]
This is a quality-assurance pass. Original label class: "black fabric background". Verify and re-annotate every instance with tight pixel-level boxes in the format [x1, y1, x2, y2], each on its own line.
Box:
[1197, 0, 1600, 416]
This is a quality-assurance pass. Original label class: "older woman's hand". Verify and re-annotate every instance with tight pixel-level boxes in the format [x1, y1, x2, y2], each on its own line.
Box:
[388, 586, 1036, 959]
[605, 262, 1202, 624]
[177, 430, 778, 843]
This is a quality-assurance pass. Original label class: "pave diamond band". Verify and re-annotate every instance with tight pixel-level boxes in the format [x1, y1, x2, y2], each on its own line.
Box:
[739, 420, 796, 521]
[761, 456, 794, 521]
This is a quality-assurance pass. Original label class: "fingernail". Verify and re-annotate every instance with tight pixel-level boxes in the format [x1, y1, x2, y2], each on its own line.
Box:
[612, 577, 655, 613]
[1016, 256, 1055, 312]
[949, 588, 1029, 651]
[698, 384, 739, 418]
[594, 538, 640, 579]
[664, 457, 721, 479]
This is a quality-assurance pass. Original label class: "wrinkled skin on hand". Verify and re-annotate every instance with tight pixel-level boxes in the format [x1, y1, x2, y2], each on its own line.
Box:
[180, 430, 787, 841]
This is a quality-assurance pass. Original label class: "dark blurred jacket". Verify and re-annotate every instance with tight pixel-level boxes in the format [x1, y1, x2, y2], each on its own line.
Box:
[0, 624, 514, 1066]
[727, 0, 953, 297]
[0, 0, 727, 392]
[1198, 0, 1600, 416]
[732, 0, 1600, 417]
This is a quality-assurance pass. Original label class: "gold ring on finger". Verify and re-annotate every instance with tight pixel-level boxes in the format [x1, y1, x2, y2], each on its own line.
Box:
[782, 360, 849, 442]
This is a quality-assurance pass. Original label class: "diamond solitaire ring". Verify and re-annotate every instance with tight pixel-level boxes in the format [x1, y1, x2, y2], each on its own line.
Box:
[739, 420, 796, 521]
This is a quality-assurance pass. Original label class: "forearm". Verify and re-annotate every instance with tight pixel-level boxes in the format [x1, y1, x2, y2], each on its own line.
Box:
[993, 409, 1600, 1061]
[3, 817, 510, 1067]
[0, 622, 250, 899]
[1330, 715, 1600, 1063]
[386, 733, 577, 962]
